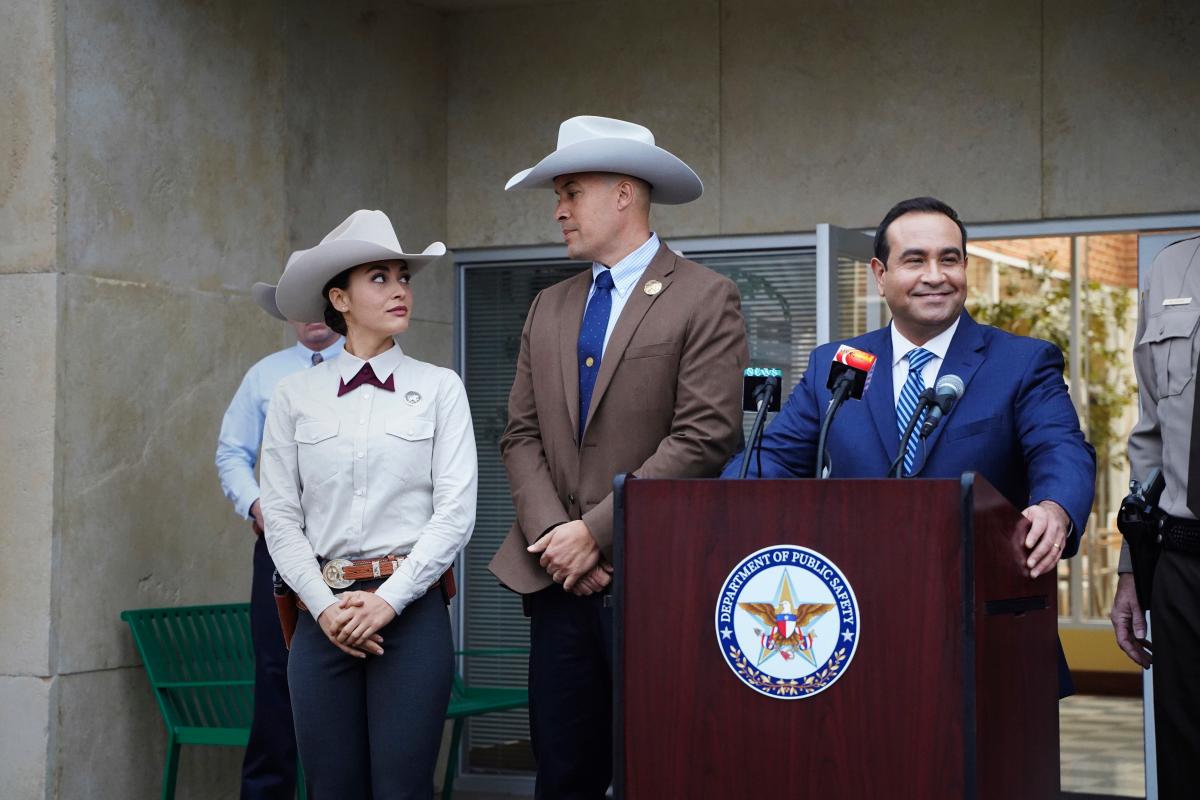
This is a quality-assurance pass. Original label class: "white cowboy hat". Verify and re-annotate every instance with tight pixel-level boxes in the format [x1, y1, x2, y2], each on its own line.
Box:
[251, 251, 303, 321]
[272, 210, 446, 323]
[252, 281, 286, 321]
[504, 115, 703, 205]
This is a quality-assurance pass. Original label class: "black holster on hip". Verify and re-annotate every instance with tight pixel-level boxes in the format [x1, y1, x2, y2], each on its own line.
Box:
[1116, 469, 1165, 611]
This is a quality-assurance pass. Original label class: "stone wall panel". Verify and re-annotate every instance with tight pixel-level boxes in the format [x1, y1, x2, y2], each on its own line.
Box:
[447, 0, 720, 248]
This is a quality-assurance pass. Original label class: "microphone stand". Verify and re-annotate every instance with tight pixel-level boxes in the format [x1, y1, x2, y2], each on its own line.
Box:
[815, 372, 854, 479]
[888, 389, 935, 478]
[738, 376, 780, 479]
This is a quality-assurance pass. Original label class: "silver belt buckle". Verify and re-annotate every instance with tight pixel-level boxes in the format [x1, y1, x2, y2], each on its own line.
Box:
[321, 558, 354, 589]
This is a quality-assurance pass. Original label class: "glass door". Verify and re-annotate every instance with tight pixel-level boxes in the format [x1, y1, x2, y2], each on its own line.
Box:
[816, 223, 878, 342]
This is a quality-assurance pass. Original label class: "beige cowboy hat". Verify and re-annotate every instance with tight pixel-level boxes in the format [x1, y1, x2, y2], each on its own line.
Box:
[251, 251, 299, 321]
[266, 210, 446, 323]
[505, 115, 703, 205]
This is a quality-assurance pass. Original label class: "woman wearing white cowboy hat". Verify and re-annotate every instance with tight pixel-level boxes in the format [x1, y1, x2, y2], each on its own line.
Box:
[259, 209, 477, 799]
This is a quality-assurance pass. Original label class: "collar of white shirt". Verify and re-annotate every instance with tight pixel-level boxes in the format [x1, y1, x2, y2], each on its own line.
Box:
[294, 337, 345, 364]
[591, 232, 660, 298]
[889, 315, 961, 368]
[336, 342, 404, 383]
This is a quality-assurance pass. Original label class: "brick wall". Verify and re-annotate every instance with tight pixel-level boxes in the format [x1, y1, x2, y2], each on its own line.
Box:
[974, 234, 1138, 288]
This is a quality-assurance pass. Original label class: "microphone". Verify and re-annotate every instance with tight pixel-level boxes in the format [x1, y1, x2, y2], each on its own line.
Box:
[826, 345, 877, 399]
[919, 375, 965, 438]
[742, 367, 783, 413]
[738, 367, 783, 480]
[816, 346, 878, 478]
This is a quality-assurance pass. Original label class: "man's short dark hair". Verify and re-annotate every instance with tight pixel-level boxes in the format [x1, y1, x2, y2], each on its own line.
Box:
[873, 197, 967, 266]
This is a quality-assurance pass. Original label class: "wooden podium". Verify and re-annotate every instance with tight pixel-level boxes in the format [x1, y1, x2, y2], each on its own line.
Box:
[613, 474, 1058, 800]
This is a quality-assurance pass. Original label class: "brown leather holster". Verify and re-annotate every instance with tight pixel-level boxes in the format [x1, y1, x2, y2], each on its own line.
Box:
[272, 570, 300, 650]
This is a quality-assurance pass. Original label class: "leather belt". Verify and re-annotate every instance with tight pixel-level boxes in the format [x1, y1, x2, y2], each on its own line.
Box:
[1163, 516, 1200, 556]
[320, 555, 405, 589]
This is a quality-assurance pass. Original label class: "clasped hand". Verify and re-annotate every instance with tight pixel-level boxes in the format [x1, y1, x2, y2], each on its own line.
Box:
[528, 519, 613, 595]
[317, 591, 396, 658]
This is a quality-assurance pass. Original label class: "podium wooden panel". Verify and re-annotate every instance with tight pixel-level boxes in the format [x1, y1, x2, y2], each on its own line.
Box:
[614, 474, 1057, 800]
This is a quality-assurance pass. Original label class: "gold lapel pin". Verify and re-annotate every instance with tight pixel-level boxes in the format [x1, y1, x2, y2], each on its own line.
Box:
[643, 279, 663, 296]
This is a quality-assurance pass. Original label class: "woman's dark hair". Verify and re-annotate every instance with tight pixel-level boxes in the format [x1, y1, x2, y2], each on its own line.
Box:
[872, 196, 967, 266]
[322, 267, 354, 335]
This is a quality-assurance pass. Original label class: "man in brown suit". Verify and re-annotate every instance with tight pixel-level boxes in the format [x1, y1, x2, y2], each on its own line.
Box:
[490, 116, 749, 798]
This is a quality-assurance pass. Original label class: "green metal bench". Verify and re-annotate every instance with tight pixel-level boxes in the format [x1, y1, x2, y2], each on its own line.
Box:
[123, 604, 528, 800]
[120, 604, 306, 800]
[443, 648, 530, 800]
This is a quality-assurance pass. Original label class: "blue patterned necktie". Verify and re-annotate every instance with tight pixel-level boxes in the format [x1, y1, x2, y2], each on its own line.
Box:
[896, 347, 936, 476]
[577, 269, 615, 439]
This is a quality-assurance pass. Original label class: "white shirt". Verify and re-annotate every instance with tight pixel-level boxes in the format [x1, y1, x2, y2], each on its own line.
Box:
[215, 339, 344, 519]
[260, 343, 477, 620]
[589, 232, 660, 354]
[889, 317, 961, 407]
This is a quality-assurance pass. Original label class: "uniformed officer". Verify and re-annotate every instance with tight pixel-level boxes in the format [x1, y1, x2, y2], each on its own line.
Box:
[1110, 233, 1200, 799]
[260, 209, 477, 799]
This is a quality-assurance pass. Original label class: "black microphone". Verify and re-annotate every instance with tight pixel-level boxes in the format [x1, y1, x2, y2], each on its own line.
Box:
[742, 367, 783, 413]
[738, 368, 783, 479]
[815, 346, 878, 478]
[920, 375, 965, 438]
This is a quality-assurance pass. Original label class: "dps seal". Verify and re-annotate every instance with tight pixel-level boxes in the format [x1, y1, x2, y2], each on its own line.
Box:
[715, 545, 860, 699]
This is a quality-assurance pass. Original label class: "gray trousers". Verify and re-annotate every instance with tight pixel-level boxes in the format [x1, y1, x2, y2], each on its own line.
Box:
[288, 586, 453, 799]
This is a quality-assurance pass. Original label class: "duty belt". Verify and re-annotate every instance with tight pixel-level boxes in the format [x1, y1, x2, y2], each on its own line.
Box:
[1162, 516, 1200, 556]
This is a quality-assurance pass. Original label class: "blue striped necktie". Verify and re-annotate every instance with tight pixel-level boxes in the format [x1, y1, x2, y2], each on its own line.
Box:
[896, 347, 935, 476]
[577, 269, 615, 439]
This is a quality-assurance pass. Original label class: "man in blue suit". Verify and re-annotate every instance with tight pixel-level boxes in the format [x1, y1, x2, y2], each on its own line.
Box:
[724, 197, 1095, 693]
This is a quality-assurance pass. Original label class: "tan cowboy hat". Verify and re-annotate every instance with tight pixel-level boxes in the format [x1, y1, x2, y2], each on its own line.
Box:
[505, 115, 703, 205]
[272, 210, 446, 323]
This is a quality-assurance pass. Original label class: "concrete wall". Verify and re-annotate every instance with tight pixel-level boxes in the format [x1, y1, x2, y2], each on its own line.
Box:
[0, 0, 61, 796]
[0, 0, 59, 276]
[1, 0, 449, 796]
[285, 0, 452, 366]
[1042, 0, 1200, 217]
[448, 0, 722, 245]
[52, 0, 289, 795]
[446, 0, 1200, 248]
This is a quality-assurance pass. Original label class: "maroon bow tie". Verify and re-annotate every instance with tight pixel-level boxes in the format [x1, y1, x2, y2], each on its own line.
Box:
[338, 363, 395, 397]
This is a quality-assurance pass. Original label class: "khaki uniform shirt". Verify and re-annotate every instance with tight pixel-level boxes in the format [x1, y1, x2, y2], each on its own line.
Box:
[1121, 234, 1200, 572]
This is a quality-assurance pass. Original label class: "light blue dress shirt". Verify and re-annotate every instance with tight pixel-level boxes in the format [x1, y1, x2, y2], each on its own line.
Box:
[588, 232, 661, 354]
[216, 338, 344, 519]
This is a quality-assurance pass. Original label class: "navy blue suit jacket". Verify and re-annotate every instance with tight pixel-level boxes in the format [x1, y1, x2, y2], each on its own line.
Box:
[723, 313, 1096, 697]
[725, 312, 1096, 555]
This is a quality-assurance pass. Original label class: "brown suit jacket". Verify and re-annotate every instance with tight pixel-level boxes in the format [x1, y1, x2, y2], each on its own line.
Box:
[488, 243, 750, 594]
